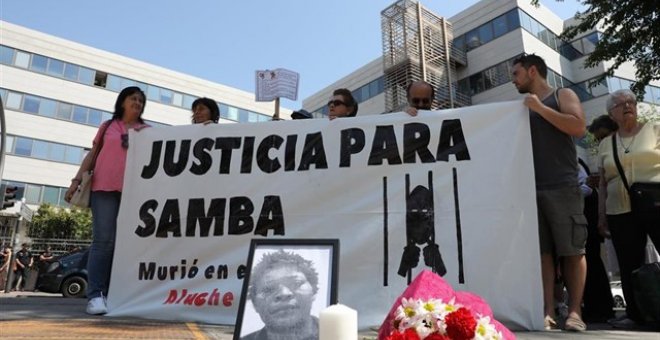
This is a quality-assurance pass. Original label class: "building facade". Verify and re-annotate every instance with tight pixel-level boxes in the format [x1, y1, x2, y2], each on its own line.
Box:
[303, 0, 660, 125]
[0, 21, 291, 212]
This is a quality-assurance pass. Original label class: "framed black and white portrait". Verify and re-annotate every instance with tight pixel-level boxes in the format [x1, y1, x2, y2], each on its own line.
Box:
[233, 239, 339, 340]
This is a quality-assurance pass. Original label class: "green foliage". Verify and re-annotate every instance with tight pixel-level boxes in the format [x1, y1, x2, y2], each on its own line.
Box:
[532, 0, 660, 99]
[29, 204, 92, 240]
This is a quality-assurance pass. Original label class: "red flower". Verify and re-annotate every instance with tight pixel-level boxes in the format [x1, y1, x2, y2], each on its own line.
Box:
[385, 328, 422, 340]
[426, 333, 450, 340]
[445, 307, 477, 340]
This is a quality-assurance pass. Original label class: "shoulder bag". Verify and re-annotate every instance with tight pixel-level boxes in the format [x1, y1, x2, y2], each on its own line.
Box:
[70, 120, 112, 208]
[611, 133, 660, 215]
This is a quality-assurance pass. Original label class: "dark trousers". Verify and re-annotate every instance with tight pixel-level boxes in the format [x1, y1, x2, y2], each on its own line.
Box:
[582, 192, 614, 321]
[13, 267, 27, 290]
[608, 212, 660, 323]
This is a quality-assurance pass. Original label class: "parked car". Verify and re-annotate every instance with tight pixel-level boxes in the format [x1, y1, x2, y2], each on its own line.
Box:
[37, 249, 88, 298]
[610, 280, 626, 309]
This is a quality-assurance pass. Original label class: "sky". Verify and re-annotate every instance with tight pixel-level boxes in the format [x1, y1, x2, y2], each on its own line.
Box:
[0, 0, 584, 110]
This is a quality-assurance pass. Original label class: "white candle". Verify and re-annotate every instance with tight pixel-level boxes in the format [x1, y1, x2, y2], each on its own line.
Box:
[319, 304, 358, 340]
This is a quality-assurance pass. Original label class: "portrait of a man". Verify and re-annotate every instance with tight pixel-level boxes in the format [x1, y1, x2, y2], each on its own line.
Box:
[241, 250, 320, 340]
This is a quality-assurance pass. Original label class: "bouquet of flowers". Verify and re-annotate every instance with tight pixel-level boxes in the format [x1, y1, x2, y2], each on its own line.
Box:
[385, 297, 502, 340]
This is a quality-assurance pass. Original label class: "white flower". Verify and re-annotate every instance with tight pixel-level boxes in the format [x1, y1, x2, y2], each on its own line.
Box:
[473, 315, 501, 340]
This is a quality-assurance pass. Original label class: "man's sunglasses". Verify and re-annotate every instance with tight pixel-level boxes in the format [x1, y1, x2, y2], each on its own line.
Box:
[327, 100, 346, 107]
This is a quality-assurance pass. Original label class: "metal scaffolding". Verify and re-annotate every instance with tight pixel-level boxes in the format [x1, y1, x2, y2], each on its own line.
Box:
[381, 0, 470, 113]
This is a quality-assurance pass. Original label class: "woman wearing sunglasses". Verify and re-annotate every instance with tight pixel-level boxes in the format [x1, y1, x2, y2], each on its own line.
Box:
[64, 86, 150, 315]
[327, 88, 358, 120]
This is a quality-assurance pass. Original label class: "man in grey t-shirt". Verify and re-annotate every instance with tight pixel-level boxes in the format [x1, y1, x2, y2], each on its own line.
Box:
[511, 54, 588, 332]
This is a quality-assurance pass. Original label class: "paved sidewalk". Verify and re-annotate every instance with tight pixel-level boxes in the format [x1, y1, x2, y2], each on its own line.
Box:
[1, 292, 658, 339]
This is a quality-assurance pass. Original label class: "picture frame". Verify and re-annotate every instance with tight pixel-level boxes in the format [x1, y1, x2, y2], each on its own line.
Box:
[233, 239, 340, 340]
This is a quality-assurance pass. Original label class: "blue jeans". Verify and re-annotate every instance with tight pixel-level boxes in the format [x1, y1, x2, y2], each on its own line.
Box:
[87, 191, 121, 299]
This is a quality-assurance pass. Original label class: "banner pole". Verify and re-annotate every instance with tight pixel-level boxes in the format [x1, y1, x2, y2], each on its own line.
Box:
[274, 97, 280, 120]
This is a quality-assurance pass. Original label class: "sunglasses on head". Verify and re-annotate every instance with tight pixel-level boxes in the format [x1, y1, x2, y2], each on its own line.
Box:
[121, 133, 129, 149]
[327, 99, 346, 107]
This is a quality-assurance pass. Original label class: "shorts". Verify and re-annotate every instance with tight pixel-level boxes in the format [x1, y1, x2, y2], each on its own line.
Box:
[537, 185, 587, 256]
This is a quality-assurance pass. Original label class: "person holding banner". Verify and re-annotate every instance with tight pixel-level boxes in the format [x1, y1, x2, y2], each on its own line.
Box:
[191, 97, 220, 124]
[64, 86, 150, 315]
[404, 80, 434, 117]
[511, 54, 588, 332]
[596, 89, 660, 328]
[327, 89, 358, 120]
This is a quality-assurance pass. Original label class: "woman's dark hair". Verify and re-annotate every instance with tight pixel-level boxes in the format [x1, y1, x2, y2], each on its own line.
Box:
[112, 86, 146, 123]
[191, 97, 220, 123]
[588, 114, 619, 134]
[333, 88, 358, 117]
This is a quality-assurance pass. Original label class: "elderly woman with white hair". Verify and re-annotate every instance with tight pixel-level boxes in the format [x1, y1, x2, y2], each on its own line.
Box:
[597, 88, 660, 327]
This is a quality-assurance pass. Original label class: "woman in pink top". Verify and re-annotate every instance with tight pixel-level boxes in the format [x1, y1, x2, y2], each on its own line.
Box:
[64, 86, 149, 315]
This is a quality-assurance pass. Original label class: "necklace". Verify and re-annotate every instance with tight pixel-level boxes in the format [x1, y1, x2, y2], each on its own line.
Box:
[619, 134, 635, 154]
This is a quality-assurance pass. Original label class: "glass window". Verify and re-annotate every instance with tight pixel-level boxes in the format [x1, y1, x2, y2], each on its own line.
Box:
[0, 89, 6, 102]
[453, 35, 465, 52]
[478, 23, 494, 44]
[369, 79, 380, 97]
[135, 82, 148, 93]
[5, 135, 14, 153]
[469, 73, 485, 95]
[78, 67, 95, 85]
[57, 103, 73, 120]
[172, 92, 183, 107]
[183, 95, 196, 109]
[24, 184, 41, 204]
[6, 92, 22, 109]
[227, 106, 239, 121]
[102, 111, 113, 122]
[571, 39, 584, 55]
[529, 18, 541, 37]
[32, 140, 49, 159]
[582, 33, 598, 54]
[238, 109, 249, 123]
[651, 86, 660, 104]
[506, 9, 520, 30]
[465, 29, 480, 50]
[14, 51, 30, 68]
[248, 111, 259, 123]
[589, 78, 608, 97]
[492, 15, 508, 38]
[0, 45, 14, 64]
[643, 86, 654, 104]
[519, 11, 533, 32]
[65, 146, 82, 164]
[42, 187, 60, 205]
[352, 89, 362, 103]
[219, 103, 229, 118]
[49, 143, 65, 162]
[38, 98, 57, 117]
[120, 77, 136, 90]
[160, 88, 173, 104]
[483, 68, 497, 90]
[72, 106, 88, 123]
[14, 137, 33, 156]
[30, 54, 48, 73]
[47, 59, 65, 76]
[94, 71, 108, 88]
[63, 64, 79, 80]
[361, 85, 370, 101]
[147, 85, 160, 101]
[377, 77, 385, 93]
[106, 75, 122, 91]
[23, 95, 40, 113]
[88, 109, 103, 126]
[457, 78, 470, 96]
[619, 78, 632, 90]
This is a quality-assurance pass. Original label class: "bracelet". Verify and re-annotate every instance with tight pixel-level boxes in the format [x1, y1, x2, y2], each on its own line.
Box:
[71, 178, 82, 183]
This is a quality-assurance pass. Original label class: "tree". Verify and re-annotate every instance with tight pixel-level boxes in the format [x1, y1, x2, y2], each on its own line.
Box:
[29, 204, 92, 240]
[532, 0, 660, 99]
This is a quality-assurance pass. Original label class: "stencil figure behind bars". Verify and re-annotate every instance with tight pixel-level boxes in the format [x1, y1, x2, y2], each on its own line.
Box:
[398, 171, 447, 284]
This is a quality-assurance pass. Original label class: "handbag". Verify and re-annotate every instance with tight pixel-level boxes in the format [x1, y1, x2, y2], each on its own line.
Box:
[70, 121, 112, 208]
[611, 133, 660, 214]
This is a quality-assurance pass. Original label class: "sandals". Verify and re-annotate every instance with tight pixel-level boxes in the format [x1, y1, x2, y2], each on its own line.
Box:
[544, 315, 558, 330]
[564, 315, 587, 332]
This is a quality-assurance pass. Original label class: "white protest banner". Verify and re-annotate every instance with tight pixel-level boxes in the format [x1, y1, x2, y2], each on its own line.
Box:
[255, 68, 299, 101]
[107, 101, 544, 331]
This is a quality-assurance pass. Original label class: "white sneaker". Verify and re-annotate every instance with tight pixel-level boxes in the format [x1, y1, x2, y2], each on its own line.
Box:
[86, 296, 107, 315]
